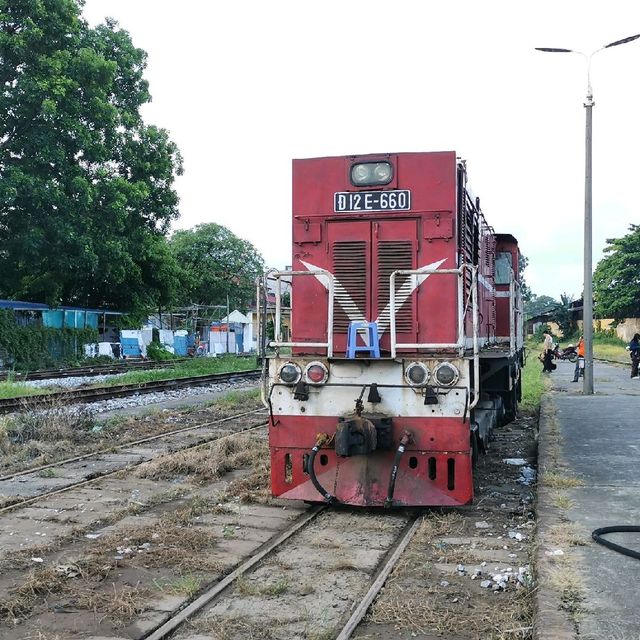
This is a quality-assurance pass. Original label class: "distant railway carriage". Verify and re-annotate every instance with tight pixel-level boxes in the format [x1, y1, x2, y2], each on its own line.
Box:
[259, 151, 524, 507]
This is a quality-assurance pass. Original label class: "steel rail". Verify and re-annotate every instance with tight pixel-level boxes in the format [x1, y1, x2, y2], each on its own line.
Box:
[0, 418, 268, 515]
[143, 505, 325, 640]
[0, 359, 190, 382]
[336, 515, 422, 639]
[0, 369, 261, 413]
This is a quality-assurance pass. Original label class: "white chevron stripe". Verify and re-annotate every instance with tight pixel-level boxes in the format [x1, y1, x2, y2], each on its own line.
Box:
[300, 257, 447, 337]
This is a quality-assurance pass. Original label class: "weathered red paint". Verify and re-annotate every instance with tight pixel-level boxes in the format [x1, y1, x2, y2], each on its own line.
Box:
[268, 151, 522, 508]
[270, 415, 473, 506]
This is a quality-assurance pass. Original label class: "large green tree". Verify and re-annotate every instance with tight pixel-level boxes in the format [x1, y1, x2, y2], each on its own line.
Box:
[593, 224, 640, 321]
[170, 223, 264, 308]
[524, 294, 558, 319]
[0, 0, 183, 312]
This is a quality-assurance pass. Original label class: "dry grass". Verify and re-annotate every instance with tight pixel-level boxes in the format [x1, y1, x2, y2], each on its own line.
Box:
[544, 471, 585, 489]
[134, 433, 268, 485]
[187, 612, 309, 640]
[0, 567, 63, 621]
[551, 493, 575, 510]
[547, 522, 589, 548]
[547, 564, 586, 614]
[92, 520, 222, 572]
[367, 583, 533, 639]
[74, 583, 150, 625]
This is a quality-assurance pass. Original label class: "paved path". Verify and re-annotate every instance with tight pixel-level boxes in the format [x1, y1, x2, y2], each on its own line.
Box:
[536, 358, 640, 640]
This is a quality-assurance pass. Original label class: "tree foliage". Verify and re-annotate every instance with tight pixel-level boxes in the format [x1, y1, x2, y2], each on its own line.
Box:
[593, 224, 640, 321]
[518, 254, 532, 303]
[0, 0, 183, 313]
[524, 294, 558, 319]
[551, 293, 577, 339]
[169, 224, 264, 309]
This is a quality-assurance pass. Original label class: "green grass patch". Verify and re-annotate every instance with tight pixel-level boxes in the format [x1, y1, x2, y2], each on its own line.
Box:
[593, 342, 629, 363]
[520, 352, 549, 414]
[0, 381, 48, 400]
[102, 355, 257, 387]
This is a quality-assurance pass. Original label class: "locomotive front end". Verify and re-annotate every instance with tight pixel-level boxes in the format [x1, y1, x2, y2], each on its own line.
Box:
[259, 151, 523, 508]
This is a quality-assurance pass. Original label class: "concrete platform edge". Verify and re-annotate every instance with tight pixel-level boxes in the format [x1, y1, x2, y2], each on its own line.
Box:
[533, 394, 576, 640]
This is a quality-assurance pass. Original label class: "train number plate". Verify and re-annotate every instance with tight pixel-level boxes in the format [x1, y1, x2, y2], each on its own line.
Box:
[334, 190, 411, 213]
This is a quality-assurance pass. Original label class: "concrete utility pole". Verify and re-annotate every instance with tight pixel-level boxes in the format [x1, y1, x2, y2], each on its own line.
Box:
[535, 34, 640, 395]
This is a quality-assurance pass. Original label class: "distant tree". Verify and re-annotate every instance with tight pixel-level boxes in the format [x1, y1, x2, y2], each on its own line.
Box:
[169, 224, 264, 308]
[593, 224, 640, 321]
[0, 1, 183, 313]
[518, 254, 532, 303]
[524, 294, 558, 319]
[552, 293, 577, 338]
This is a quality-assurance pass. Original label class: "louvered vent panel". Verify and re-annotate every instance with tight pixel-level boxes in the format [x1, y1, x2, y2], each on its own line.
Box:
[333, 241, 367, 332]
[377, 241, 414, 333]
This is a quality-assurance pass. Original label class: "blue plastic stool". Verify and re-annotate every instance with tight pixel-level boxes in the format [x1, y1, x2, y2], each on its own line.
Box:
[346, 321, 380, 358]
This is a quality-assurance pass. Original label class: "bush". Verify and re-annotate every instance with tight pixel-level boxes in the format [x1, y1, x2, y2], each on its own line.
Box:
[0, 310, 98, 370]
[146, 341, 178, 361]
[533, 324, 554, 342]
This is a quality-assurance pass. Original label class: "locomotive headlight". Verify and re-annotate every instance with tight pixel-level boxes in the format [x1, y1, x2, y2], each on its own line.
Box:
[350, 161, 393, 186]
[278, 362, 301, 385]
[433, 362, 459, 386]
[373, 162, 392, 183]
[304, 361, 329, 385]
[404, 362, 430, 387]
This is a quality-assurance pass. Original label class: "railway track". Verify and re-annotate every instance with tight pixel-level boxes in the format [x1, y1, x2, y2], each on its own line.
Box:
[145, 508, 422, 640]
[0, 358, 191, 381]
[0, 410, 536, 639]
[0, 408, 268, 514]
[0, 368, 261, 413]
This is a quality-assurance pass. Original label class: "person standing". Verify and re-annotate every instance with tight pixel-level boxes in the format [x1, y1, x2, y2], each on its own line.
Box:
[629, 333, 640, 379]
[542, 331, 554, 373]
[572, 335, 585, 382]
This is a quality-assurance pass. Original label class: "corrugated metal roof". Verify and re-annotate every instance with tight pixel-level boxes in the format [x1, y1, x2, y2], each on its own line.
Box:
[0, 300, 123, 314]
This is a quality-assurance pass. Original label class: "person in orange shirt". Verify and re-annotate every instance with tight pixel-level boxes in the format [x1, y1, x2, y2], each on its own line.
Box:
[571, 335, 585, 382]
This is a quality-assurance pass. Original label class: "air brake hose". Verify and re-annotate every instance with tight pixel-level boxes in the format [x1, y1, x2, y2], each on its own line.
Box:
[592, 525, 640, 560]
[385, 431, 412, 508]
[308, 434, 337, 504]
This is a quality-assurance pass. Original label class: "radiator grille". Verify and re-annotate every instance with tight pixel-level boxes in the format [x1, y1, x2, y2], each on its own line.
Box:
[377, 241, 414, 333]
[333, 241, 367, 332]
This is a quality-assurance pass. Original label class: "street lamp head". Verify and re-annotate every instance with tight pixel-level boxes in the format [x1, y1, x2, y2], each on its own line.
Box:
[604, 33, 640, 48]
[535, 47, 574, 53]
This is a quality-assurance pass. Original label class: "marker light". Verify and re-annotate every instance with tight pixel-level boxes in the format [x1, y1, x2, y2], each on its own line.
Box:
[279, 362, 301, 385]
[433, 362, 459, 386]
[304, 361, 329, 385]
[404, 362, 430, 387]
[350, 161, 393, 186]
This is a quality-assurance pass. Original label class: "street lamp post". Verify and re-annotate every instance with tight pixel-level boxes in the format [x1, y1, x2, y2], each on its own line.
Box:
[536, 34, 640, 395]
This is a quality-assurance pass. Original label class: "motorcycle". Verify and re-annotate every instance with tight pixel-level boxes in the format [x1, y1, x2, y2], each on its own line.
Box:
[551, 344, 578, 363]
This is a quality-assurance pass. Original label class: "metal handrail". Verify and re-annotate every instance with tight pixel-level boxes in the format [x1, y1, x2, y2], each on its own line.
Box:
[262, 269, 335, 358]
[389, 265, 480, 409]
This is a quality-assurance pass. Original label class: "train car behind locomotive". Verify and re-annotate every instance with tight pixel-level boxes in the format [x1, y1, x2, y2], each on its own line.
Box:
[259, 151, 524, 507]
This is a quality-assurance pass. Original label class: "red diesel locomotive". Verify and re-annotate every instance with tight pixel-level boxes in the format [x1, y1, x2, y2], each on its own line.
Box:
[260, 151, 524, 507]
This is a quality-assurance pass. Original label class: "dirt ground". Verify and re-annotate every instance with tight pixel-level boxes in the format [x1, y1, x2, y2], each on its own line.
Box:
[0, 396, 537, 640]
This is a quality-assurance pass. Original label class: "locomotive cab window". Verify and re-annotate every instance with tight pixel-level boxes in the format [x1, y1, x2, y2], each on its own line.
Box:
[495, 251, 513, 285]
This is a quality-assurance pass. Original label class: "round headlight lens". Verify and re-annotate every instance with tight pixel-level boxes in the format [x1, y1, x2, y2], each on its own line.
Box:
[305, 361, 329, 385]
[434, 362, 459, 386]
[279, 363, 301, 384]
[405, 362, 429, 387]
[373, 162, 392, 183]
[351, 164, 372, 185]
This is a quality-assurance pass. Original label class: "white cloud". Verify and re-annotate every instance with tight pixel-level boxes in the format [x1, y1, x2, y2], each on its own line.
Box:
[83, 0, 640, 300]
